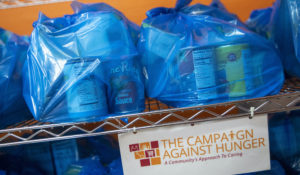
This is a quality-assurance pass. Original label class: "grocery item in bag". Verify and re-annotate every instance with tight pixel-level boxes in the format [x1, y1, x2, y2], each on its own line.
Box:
[0, 28, 32, 128]
[102, 57, 145, 114]
[139, 0, 284, 107]
[64, 156, 106, 175]
[247, 0, 300, 78]
[24, 8, 144, 122]
[287, 0, 300, 63]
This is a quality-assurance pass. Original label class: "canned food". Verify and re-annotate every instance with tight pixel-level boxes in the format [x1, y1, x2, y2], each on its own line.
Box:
[107, 59, 144, 114]
[64, 58, 108, 117]
[216, 44, 250, 98]
[177, 47, 217, 101]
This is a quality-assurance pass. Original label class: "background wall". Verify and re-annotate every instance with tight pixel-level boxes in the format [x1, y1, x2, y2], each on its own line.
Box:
[0, 0, 275, 36]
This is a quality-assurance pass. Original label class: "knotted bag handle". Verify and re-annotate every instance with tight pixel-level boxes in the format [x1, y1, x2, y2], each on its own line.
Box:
[146, 0, 192, 17]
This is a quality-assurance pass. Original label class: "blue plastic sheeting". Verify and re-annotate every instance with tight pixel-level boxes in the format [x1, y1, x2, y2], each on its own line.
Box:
[240, 111, 300, 175]
[71, 1, 140, 45]
[24, 7, 144, 123]
[0, 28, 32, 128]
[181, 0, 245, 27]
[247, 0, 300, 78]
[246, 7, 274, 39]
[139, 0, 284, 107]
[64, 156, 107, 175]
[270, 111, 300, 174]
[287, 0, 300, 63]
[240, 160, 286, 175]
[273, 0, 300, 78]
[86, 136, 120, 165]
[108, 158, 123, 175]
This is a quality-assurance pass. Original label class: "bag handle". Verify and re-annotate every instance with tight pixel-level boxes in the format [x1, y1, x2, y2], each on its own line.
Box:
[210, 0, 227, 12]
[146, 0, 192, 18]
[146, 0, 226, 18]
[175, 0, 192, 10]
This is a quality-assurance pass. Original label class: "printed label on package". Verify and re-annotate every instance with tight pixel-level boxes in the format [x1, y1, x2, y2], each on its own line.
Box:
[119, 114, 270, 175]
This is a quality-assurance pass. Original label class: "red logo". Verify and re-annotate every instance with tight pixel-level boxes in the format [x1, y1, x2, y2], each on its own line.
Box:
[129, 141, 161, 167]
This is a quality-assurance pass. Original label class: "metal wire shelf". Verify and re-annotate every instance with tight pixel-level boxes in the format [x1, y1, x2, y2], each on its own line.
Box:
[0, 0, 72, 9]
[0, 78, 300, 148]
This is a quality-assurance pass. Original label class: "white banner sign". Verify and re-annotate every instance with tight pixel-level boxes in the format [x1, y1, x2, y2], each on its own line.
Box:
[119, 114, 270, 175]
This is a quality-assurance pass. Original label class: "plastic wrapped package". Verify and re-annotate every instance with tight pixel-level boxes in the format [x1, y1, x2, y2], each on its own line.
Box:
[139, 0, 284, 107]
[286, 110, 300, 173]
[86, 135, 120, 164]
[0, 29, 18, 114]
[0, 144, 47, 175]
[273, 0, 300, 78]
[22, 139, 79, 175]
[287, 0, 300, 63]
[271, 0, 300, 78]
[0, 154, 45, 175]
[108, 158, 123, 175]
[71, 1, 140, 45]
[69, 135, 123, 175]
[246, 7, 274, 39]
[64, 156, 107, 175]
[0, 29, 19, 114]
[51, 140, 79, 175]
[180, 0, 245, 27]
[0, 28, 32, 128]
[247, 0, 300, 78]
[0, 136, 122, 175]
[240, 160, 286, 175]
[210, 0, 228, 11]
[241, 111, 300, 175]
[101, 56, 144, 115]
[24, 9, 144, 122]
[23, 142, 56, 175]
[268, 111, 300, 174]
[76, 134, 120, 165]
[269, 114, 299, 163]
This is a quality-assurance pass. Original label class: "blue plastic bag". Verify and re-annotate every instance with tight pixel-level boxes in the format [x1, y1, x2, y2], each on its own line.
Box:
[266, 111, 300, 174]
[0, 28, 32, 128]
[240, 160, 286, 175]
[247, 0, 300, 78]
[278, 0, 300, 78]
[241, 111, 300, 175]
[246, 7, 274, 39]
[51, 140, 79, 175]
[273, 0, 300, 78]
[24, 8, 144, 122]
[139, 0, 284, 107]
[0, 153, 45, 175]
[86, 136, 120, 165]
[108, 158, 123, 175]
[287, 0, 300, 63]
[181, 0, 245, 27]
[23, 142, 56, 175]
[269, 113, 299, 163]
[71, 1, 140, 45]
[64, 156, 107, 175]
[285, 110, 300, 173]
[0, 29, 19, 114]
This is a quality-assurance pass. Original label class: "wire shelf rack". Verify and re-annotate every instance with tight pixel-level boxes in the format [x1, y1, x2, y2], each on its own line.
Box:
[0, 78, 300, 147]
[0, 0, 72, 9]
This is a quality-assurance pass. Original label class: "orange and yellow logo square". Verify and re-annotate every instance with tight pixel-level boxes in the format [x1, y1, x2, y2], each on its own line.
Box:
[134, 151, 145, 159]
[151, 157, 161, 165]
[129, 140, 161, 167]
[140, 142, 151, 150]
